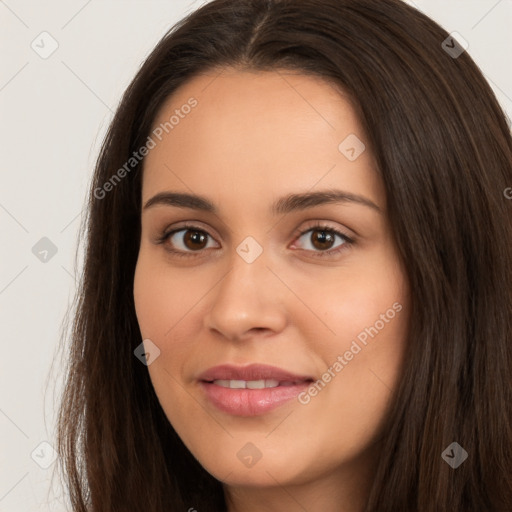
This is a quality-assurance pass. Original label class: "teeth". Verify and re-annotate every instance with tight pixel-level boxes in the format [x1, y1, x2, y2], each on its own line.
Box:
[245, 380, 266, 389]
[212, 379, 282, 389]
[247, 379, 279, 389]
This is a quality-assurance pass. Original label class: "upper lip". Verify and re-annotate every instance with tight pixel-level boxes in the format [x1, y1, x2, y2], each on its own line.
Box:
[199, 364, 314, 382]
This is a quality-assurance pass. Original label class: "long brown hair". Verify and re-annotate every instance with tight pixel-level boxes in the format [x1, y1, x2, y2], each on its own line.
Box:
[54, 0, 512, 510]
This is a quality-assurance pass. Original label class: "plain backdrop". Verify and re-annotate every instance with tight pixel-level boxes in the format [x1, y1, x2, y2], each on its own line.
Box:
[1, 1, 511, 510]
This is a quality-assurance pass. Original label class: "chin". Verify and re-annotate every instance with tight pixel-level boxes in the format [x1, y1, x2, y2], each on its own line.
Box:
[187, 439, 320, 488]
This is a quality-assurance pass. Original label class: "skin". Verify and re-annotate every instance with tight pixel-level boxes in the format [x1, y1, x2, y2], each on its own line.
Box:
[133, 68, 410, 512]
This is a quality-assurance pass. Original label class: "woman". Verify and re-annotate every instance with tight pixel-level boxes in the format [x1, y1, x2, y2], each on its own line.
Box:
[56, 0, 512, 510]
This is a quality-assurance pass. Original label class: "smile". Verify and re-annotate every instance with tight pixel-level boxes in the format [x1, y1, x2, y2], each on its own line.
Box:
[197, 363, 315, 416]
[211, 379, 306, 389]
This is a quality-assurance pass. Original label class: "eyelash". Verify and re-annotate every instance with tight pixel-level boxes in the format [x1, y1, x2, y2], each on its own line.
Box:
[156, 222, 354, 259]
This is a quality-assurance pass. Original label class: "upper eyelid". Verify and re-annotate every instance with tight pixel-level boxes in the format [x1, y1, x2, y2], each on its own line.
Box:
[163, 222, 221, 244]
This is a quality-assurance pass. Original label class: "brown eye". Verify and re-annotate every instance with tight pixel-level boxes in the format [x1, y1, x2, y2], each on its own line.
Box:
[161, 226, 218, 255]
[292, 224, 353, 258]
[309, 229, 336, 250]
[182, 229, 208, 250]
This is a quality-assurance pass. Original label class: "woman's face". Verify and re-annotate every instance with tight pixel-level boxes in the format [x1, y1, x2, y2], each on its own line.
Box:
[133, 68, 409, 498]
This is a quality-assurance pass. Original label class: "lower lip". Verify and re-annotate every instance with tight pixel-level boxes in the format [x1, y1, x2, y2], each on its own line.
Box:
[199, 381, 311, 416]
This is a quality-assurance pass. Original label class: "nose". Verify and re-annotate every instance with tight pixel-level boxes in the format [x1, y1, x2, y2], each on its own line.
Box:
[203, 246, 288, 342]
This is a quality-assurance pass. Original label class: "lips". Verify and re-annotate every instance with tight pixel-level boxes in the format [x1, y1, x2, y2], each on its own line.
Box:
[198, 364, 315, 416]
[198, 363, 314, 384]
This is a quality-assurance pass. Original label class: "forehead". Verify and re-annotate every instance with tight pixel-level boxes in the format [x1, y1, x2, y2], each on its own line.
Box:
[141, 68, 384, 212]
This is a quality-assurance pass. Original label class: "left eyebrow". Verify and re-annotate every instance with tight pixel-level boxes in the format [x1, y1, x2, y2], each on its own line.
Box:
[143, 189, 382, 214]
[272, 189, 382, 214]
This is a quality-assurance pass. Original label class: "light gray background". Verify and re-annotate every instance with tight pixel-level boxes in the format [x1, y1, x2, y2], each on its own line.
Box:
[1, 1, 511, 510]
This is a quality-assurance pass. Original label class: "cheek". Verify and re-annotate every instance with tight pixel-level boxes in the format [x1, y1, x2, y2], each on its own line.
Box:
[295, 255, 409, 429]
[290, 252, 407, 354]
[133, 253, 195, 337]
[133, 264, 164, 338]
[133, 254, 209, 381]
[133, 257, 198, 417]
[297, 300, 408, 470]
